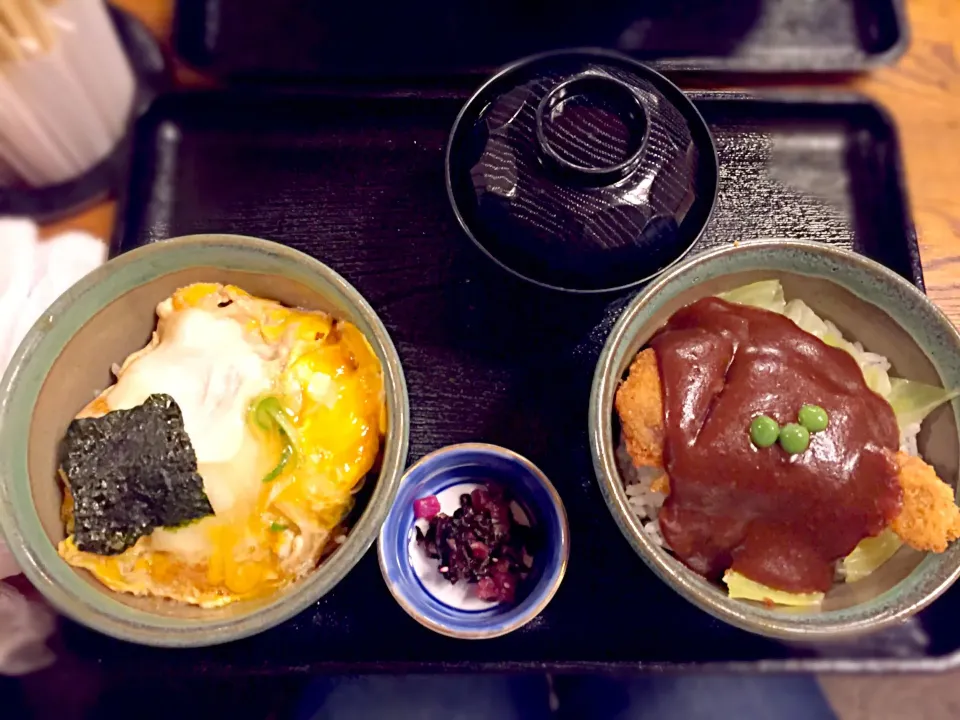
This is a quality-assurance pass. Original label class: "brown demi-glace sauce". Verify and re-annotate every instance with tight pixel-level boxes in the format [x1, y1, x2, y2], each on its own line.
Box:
[651, 297, 902, 593]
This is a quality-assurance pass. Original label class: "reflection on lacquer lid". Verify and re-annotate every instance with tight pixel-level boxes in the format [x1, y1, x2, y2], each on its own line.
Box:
[447, 50, 718, 293]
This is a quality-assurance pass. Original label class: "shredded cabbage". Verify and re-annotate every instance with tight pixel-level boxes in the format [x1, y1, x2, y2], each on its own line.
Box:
[723, 570, 824, 607]
[782, 298, 893, 396]
[784, 298, 831, 339]
[718, 280, 786, 314]
[886, 378, 959, 430]
[840, 528, 902, 583]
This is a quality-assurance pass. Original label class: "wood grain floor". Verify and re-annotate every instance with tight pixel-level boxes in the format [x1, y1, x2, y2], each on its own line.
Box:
[852, 0, 960, 322]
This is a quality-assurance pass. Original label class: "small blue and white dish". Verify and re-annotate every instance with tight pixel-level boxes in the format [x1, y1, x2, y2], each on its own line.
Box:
[378, 443, 569, 639]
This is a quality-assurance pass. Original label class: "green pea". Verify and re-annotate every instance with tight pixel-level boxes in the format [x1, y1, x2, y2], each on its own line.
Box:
[779, 423, 810, 454]
[750, 415, 780, 448]
[798, 404, 829, 432]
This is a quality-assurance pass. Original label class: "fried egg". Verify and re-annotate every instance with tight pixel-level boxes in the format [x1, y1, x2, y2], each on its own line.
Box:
[58, 283, 385, 607]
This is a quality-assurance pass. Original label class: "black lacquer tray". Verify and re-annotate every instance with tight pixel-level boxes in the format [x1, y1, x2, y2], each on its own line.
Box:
[173, 0, 907, 79]
[90, 88, 960, 674]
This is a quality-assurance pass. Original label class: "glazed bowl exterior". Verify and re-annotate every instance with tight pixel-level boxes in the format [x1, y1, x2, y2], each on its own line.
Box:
[0, 234, 410, 647]
[590, 239, 960, 640]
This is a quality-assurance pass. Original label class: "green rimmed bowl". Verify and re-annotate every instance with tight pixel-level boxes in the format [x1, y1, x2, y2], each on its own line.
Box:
[590, 239, 960, 640]
[0, 234, 410, 647]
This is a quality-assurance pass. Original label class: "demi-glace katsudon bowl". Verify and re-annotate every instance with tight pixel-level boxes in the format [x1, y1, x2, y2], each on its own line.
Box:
[0, 235, 409, 647]
[590, 240, 960, 640]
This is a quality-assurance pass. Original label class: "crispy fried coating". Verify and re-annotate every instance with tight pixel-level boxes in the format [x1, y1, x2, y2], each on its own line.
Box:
[615, 349, 960, 552]
[892, 451, 960, 553]
[651, 474, 670, 494]
[614, 349, 666, 469]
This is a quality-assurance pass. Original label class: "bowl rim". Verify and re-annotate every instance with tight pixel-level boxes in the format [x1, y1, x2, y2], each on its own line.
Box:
[377, 442, 570, 639]
[589, 238, 960, 640]
[444, 47, 720, 295]
[0, 233, 410, 647]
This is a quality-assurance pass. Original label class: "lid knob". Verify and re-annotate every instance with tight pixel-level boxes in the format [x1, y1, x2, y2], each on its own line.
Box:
[535, 73, 648, 187]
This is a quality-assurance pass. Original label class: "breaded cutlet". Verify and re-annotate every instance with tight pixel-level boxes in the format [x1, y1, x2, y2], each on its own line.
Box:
[614, 349, 665, 470]
[614, 349, 960, 553]
[892, 451, 960, 552]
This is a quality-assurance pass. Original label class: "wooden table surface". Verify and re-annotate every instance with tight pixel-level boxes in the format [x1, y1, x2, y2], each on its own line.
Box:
[46, 0, 960, 324]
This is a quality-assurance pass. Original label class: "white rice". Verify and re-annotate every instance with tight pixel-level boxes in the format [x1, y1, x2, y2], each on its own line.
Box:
[900, 422, 921, 458]
[617, 441, 668, 548]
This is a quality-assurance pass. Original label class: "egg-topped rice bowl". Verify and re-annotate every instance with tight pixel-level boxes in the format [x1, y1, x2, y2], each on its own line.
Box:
[59, 283, 386, 608]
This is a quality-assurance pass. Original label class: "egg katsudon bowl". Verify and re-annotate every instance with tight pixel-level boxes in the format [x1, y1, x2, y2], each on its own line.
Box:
[0, 235, 409, 646]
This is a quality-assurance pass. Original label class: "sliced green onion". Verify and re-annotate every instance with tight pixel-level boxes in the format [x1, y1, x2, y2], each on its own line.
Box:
[254, 396, 299, 444]
[269, 521, 288, 532]
[262, 444, 293, 483]
[252, 396, 298, 483]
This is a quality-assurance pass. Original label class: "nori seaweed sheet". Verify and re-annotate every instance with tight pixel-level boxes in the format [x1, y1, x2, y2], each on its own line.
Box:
[59, 393, 214, 555]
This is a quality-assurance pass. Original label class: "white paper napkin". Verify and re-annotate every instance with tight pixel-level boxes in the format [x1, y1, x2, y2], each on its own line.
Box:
[0, 216, 107, 675]
[0, 219, 107, 372]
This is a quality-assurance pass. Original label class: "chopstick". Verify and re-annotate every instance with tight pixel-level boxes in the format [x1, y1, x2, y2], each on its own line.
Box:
[0, 0, 54, 55]
[0, 10, 25, 62]
[18, 0, 56, 52]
